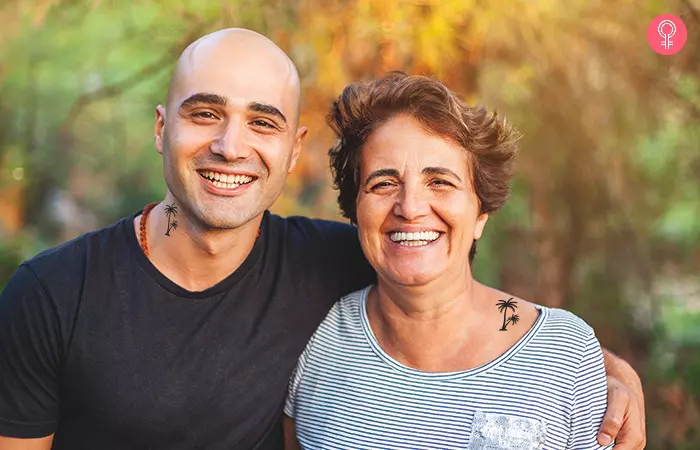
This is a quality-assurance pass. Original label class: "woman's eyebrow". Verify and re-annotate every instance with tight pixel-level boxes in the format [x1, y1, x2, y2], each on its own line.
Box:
[364, 168, 400, 186]
[423, 166, 462, 183]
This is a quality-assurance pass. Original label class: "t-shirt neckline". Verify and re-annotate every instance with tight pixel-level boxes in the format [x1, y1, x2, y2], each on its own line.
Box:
[359, 285, 548, 380]
[122, 209, 268, 299]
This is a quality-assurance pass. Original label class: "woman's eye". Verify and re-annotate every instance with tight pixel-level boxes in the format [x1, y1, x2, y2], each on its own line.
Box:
[430, 179, 452, 187]
[371, 181, 394, 190]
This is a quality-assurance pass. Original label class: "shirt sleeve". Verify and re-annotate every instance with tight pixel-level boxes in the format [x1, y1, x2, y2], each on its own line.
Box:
[283, 333, 318, 419]
[0, 264, 62, 438]
[568, 332, 615, 449]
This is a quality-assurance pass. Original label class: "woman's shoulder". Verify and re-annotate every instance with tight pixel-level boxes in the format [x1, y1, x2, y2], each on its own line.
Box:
[537, 306, 596, 340]
[487, 285, 594, 336]
[522, 305, 603, 369]
[487, 286, 598, 353]
[334, 285, 371, 316]
[338, 285, 372, 304]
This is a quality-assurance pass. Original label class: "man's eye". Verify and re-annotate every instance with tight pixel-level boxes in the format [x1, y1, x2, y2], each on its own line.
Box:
[252, 120, 275, 129]
[192, 111, 218, 120]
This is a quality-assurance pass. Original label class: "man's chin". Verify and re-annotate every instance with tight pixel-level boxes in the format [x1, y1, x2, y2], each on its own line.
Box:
[196, 210, 262, 230]
[180, 199, 265, 231]
[187, 186, 275, 230]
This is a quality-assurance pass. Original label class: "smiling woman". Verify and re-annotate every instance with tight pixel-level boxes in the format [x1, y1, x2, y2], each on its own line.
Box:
[354, 114, 490, 287]
[283, 73, 615, 449]
[328, 73, 519, 263]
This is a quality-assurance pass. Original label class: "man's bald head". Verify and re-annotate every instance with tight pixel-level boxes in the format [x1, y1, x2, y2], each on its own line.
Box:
[154, 28, 308, 232]
[166, 28, 301, 128]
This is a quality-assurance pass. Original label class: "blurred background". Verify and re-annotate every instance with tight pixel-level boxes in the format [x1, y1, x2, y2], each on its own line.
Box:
[0, 0, 698, 447]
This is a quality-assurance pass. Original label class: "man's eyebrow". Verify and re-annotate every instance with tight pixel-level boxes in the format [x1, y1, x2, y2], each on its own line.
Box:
[423, 166, 463, 183]
[179, 93, 228, 110]
[248, 102, 288, 125]
[364, 168, 400, 186]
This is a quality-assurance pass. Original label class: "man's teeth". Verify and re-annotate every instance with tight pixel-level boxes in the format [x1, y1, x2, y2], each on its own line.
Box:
[389, 231, 440, 246]
[201, 171, 254, 188]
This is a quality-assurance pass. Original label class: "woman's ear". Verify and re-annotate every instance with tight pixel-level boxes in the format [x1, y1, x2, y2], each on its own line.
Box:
[473, 213, 489, 240]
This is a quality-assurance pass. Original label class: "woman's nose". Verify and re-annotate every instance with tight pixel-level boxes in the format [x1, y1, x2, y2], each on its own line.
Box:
[393, 185, 430, 220]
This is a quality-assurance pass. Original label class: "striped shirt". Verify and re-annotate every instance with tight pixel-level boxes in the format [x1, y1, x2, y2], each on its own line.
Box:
[285, 286, 614, 449]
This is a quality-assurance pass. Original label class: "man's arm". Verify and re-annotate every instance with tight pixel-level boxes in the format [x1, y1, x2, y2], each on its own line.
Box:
[598, 348, 646, 449]
[0, 265, 62, 441]
[0, 435, 53, 450]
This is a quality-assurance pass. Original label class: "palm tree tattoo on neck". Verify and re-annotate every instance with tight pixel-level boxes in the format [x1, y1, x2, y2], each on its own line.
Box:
[496, 298, 520, 331]
[164, 203, 179, 236]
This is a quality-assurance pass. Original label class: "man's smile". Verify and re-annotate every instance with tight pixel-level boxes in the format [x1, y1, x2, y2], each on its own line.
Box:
[198, 169, 256, 190]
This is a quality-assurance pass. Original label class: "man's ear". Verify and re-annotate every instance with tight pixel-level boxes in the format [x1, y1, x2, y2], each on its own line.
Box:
[155, 105, 166, 155]
[473, 213, 489, 240]
[288, 125, 308, 174]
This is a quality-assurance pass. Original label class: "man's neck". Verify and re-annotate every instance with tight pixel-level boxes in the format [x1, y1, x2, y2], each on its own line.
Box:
[135, 201, 262, 292]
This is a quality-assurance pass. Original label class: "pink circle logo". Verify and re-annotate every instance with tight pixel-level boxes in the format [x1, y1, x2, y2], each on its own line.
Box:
[648, 15, 687, 55]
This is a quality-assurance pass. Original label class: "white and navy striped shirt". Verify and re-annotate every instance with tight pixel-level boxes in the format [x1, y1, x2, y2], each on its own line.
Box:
[285, 286, 614, 449]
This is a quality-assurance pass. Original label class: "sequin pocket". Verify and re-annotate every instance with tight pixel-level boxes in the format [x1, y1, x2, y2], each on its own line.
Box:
[468, 410, 547, 450]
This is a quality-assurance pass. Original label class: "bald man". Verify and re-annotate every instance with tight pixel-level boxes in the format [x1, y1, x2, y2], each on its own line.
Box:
[0, 29, 645, 450]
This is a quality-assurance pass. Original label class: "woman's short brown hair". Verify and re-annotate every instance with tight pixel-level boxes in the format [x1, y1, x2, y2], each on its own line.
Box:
[328, 72, 520, 220]
[327, 73, 520, 262]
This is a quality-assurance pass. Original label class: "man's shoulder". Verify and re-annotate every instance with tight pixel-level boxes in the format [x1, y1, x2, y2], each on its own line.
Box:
[24, 215, 133, 282]
[263, 214, 374, 313]
[269, 213, 358, 241]
[2, 215, 134, 326]
[266, 213, 364, 262]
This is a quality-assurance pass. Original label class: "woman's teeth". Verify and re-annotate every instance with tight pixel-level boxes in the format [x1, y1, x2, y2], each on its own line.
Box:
[201, 171, 253, 189]
[389, 231, 440, 247]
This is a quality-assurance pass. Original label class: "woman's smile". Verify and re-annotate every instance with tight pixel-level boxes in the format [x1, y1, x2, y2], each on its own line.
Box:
[355, 114, 486, 288]
[388, 230, 442, 246]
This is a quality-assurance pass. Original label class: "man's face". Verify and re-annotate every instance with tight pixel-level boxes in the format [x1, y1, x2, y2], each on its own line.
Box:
[155, 40, 305, 230]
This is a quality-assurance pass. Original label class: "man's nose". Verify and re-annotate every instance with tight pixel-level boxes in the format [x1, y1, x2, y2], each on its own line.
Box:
[210, 120, 252, 160]
[393, 185, 430, 221]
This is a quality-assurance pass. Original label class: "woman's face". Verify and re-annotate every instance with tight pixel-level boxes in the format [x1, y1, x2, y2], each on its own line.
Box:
[356, 114, 488, 288]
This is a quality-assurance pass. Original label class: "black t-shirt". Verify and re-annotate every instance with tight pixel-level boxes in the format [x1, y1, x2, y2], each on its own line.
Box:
[0, 211, 375, 449]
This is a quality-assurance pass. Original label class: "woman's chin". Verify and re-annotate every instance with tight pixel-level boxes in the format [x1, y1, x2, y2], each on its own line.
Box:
[381, 267, 443, 287]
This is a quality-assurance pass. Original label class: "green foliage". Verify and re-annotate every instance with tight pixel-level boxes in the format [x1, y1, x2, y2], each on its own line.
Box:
[0, 241, 23, 291]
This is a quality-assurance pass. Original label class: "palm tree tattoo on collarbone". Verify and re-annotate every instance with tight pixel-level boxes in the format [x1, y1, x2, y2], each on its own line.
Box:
[496, 298, 520, 331]
[164, 203, 179, 236]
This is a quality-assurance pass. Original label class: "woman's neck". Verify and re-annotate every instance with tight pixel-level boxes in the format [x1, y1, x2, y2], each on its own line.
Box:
[367, 276, 491, 372]
[367, 276, 540, 373]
